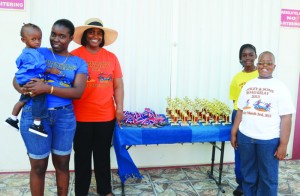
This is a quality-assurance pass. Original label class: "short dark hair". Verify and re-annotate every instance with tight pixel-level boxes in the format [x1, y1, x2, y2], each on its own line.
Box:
[20, 23, 41, 37]
[81, 28, 105, 47]
[53, 19, 75, 36]
[259, 51, 275, 63]
[239, 44, 256, 60]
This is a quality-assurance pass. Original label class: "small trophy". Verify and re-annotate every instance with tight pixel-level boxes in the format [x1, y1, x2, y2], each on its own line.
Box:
[181, 113, 189, 126]
[199, 110, 206, 123]
[212, 101, 221, 126]
[221, 103, 232, 126]
[212, 114, 221, 126]
[171, 114, 180, 126]
[190, 113, 199, 126]
[202, 113, 211, 126]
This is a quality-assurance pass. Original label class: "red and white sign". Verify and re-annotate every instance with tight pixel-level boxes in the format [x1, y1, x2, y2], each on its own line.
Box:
[0, 0, 24, 10]
[281, 9, 300, 28]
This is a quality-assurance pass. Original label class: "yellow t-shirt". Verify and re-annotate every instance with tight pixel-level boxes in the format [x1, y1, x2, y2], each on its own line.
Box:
[229, 70, 258, 110]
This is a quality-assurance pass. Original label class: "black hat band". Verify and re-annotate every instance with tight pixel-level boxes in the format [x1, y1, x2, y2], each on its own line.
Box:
[88, 21, 103, 27]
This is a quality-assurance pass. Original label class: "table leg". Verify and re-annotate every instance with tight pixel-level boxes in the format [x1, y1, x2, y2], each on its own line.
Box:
[217, 142, 225, 193]
[209, 142, 216, 177]
[207, 142, 225, 193]
[121, 182, 125, 195]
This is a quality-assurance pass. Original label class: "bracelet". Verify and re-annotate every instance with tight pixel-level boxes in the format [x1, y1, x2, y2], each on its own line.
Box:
[50, 86, 54, 94]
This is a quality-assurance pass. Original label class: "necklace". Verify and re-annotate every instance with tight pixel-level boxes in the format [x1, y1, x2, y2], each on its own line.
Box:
[51, 49, 69, 67]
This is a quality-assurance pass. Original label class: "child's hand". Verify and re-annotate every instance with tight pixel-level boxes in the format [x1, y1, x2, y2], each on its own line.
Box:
[230, 134, 238, 149]
[274, 143, 288, 160]
[21, 86, 30, 95]
[49, 67, 61, 75]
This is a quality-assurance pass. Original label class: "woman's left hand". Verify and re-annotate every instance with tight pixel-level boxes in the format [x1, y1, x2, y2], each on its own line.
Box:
[23, 78, 49, 96]
[116, 109, 124, 128]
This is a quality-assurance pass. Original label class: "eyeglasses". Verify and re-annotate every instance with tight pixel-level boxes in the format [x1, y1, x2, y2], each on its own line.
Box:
[257, 62, 273, 66]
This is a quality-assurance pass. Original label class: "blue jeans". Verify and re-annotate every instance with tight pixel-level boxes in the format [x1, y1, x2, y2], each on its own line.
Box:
[237, 131, 279, 195]
[20, 104, 76, 159]
[232, 110, 243, 189]
[20, 93, 48, 119]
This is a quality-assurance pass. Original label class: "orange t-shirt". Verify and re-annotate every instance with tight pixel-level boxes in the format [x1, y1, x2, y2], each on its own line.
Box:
[71, 46, 123, 122]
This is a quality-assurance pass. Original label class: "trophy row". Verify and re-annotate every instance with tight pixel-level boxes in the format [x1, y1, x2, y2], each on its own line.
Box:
[165, 97, 231, 126]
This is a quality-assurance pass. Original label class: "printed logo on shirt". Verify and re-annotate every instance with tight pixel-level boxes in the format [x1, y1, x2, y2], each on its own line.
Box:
[253, 99, 271, 112]
[88, 61, 110, 71]
[98, 72, 112, 83]
[242, 86, 274, 118]
[85, 61, 113, 88]
[45, 60, 74, 88]
[86, 72, 113, 88]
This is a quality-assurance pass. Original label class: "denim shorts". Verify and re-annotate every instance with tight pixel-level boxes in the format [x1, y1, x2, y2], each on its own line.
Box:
[20, 104, 76, 159]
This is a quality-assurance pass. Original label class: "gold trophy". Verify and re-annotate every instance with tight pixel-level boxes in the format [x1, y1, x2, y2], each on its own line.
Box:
[222, 103, 232, 126]
[171, 113, 179, 126]
[212, 101, 221, 126]
[199, 110, 206, 123]
[190, 112, 199, 126]
[181, 112, 189, 126]
[165, 97, 172, 118]
[202, 113, 211, 126]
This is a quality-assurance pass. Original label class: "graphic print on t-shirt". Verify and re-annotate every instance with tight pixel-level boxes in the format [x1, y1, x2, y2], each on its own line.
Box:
[243, 99, 272, 112]
[85, 60, 113, 89]
[45, 59, 75, 88]
[242, 86, 274, 118]
[253, 100, 271, 112]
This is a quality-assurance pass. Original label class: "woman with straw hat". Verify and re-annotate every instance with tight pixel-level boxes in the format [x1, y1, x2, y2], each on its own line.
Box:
[71, 18, 124, 196]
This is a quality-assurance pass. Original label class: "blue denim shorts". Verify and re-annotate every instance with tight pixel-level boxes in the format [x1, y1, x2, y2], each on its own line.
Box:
[20, 104, 76, 159]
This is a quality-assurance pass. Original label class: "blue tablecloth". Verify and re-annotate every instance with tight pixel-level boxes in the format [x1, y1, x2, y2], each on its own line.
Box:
[113, 124, 232, 183]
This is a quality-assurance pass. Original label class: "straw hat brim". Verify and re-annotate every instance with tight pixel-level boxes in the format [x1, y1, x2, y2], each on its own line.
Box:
[73, 25, 118, 46]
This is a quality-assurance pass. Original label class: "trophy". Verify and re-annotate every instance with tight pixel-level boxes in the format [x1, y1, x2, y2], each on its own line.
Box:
[180, 112, 189, 126]
[166, 97, 172, 118]
[212, 100, 221, 126]
[198, 99, 207, 123]
[171, 113, 180, 126]
[202, 113, 211, 126]
[199, 110, 206, 123]
[222, 103, 232, 125]
[190, 112, 199, 126]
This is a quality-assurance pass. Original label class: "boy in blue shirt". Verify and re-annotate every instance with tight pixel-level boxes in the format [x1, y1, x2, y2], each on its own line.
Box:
[5, 23, 59, 137]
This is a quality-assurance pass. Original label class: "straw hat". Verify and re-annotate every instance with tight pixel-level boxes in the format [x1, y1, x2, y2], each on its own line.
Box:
[73, 18, 118, 46]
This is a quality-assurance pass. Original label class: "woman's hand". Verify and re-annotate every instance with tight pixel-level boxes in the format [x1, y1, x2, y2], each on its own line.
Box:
[23, 78, 50, 96]
[115, 109, 124, 128]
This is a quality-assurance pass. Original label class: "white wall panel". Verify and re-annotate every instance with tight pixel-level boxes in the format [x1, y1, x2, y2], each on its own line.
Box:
[2, 0, 296, 171]
[174, 0, 280, 105]
[29, 0, 280, 113]
[30, 0, 173, 113]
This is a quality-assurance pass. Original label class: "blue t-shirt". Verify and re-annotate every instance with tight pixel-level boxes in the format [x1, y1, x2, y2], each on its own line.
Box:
[38, 47, 88, 108]
[15, 48, 47, 85]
